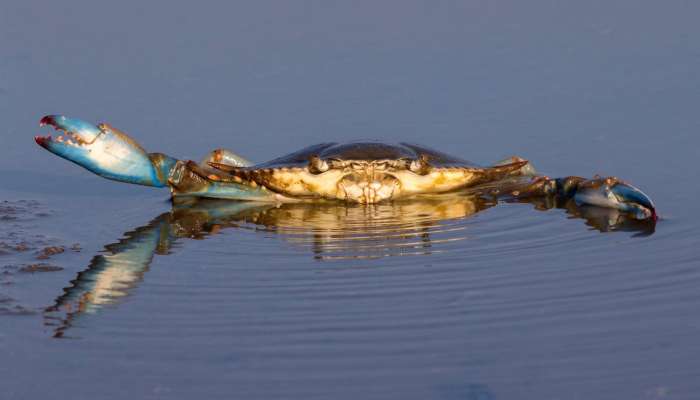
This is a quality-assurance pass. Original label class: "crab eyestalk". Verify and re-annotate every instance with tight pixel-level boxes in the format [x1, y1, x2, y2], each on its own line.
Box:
[36, 115, 177, 187]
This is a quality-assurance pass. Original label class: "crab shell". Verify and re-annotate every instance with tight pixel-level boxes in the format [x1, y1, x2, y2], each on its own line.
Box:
[201, 142, 530, 204]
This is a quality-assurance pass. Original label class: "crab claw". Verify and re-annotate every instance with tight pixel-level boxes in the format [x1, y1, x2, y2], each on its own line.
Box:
[36, 115, 175, 187]
[574, 177, 657, 221]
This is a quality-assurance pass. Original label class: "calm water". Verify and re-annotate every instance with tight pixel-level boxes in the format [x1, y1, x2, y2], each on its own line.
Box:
[2, 1, 700, 399]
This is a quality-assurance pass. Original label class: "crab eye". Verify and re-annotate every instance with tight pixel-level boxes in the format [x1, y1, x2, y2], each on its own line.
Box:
[308, 156, 329, 174]
[374, 162, 388, 170]
[409, 159, 429, 175]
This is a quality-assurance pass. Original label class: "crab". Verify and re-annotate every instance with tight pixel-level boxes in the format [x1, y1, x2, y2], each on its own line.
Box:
[35, 115, 657, 220]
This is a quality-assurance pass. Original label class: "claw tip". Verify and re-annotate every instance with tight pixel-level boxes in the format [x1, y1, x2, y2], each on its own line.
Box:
[35, 135, 48, 147]
[39, 115, 54, 127]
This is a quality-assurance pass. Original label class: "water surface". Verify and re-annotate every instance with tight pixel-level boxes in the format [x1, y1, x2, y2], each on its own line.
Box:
[2, 1, 700, 399]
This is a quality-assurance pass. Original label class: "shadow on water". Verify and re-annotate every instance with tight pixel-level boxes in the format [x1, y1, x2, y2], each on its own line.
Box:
[43, 195, 654, 338]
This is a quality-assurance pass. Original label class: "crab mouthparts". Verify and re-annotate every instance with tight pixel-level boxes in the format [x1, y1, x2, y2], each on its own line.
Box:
[338, 172, 400, 204]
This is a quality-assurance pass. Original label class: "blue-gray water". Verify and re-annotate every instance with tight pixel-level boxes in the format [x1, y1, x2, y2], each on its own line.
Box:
[2, 1, 700, 399]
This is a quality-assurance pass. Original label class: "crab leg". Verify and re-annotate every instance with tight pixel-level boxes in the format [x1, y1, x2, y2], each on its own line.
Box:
[475, 174, 657, 221]
[36, 115, 178, 187]
[36, 115, 277, 201]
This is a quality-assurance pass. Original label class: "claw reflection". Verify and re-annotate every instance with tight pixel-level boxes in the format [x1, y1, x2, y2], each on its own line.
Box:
[43, 195, 655, 337]
[513, 196, 656, 236]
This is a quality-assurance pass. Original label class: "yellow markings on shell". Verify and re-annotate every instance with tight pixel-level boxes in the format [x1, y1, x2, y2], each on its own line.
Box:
[251, 164, 491, 203]
[393, 168, 477, 195]
[266, 168, 345, 198]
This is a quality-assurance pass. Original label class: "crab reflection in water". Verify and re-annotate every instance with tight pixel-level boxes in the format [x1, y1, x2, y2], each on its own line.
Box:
[43, 195, 654, 338]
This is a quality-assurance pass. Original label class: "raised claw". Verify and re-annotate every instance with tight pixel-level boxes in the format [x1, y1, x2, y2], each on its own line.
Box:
[36, 115, 176, 187]
[574, 177, 656, 221]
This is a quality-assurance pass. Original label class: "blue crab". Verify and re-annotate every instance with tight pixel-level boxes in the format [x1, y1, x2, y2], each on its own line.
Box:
[35, 115, 656, 220]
